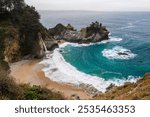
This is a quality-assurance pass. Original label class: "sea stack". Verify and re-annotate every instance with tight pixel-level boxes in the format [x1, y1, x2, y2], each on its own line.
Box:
[48, 21, 109, 44]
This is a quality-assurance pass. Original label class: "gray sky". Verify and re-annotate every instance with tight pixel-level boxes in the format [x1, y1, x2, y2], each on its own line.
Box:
[25, 0, 150, 11]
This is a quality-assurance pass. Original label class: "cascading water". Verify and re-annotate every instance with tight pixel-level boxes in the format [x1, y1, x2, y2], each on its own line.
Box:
[40, 39, 51, 58]
[41, 39, 48, 53]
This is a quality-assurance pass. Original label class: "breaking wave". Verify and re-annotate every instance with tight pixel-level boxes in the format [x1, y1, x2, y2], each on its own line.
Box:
[59, 37, 122, 48]
[39, 48, 138, 93]
[102, 46, 137, 60]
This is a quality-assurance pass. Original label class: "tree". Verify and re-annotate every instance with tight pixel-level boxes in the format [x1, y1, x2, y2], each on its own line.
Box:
[0, 0, 43, 57]
[18, 5, 42, 56]
[12, 0, 25, 11]
[0, 0, 25, 13]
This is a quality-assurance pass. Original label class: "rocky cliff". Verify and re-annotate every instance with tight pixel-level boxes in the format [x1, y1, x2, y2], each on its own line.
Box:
[48, 21, 109, 43]
[0, 22, 42, 62]
[94, 73, 150, 100]
[0, 5, 58, 63]
[3, 27, 21, 62]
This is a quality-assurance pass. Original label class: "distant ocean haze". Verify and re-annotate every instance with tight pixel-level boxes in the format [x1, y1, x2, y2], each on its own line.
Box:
[39, 11, 150, 92]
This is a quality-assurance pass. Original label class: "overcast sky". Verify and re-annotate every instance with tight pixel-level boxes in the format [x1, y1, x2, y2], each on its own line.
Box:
[25, 0, 150, 11]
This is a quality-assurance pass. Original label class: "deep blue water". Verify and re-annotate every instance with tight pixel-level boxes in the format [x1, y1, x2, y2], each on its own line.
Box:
[39, 11, 150, 81]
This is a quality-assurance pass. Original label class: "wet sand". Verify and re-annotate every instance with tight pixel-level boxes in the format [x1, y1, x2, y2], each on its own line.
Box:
[10, 60, 92, 100]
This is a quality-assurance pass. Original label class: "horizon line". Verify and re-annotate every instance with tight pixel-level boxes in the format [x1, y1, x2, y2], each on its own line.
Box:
[37, 10, 150, 12]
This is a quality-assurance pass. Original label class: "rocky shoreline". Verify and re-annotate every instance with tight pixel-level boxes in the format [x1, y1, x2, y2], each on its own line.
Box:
[1, 0, 150, 100]
[47, 21, 109, 45]
[41, 21, 109, 58]
[94, 73, 150, 100]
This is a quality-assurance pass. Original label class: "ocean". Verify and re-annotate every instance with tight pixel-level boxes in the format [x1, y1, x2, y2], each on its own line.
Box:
[39, 11, 150, 92]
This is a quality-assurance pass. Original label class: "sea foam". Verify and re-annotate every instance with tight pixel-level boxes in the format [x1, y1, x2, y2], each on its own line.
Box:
[102, 46, 137, 60]
[40, 49, 110, 92]
[59, 37, 122, 48]
[40, 46, 138, 92]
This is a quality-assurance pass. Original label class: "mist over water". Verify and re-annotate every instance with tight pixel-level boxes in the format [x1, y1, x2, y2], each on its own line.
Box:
[39, 11, 150, 91]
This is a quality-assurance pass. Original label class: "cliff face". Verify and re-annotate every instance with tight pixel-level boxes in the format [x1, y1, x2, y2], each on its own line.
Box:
[0, 17, 20, 63]
[3, 27, 21, 62]
[94, 73, 150, 100]
[39, 29, 58, 51]
[0, 22, 43, 63]
[48, 21, 109, 43]
[0, 4, 58, 63]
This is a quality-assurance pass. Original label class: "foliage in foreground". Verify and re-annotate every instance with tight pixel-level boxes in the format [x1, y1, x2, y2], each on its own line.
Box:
[0, 66, 64, 100]
[20, 85, 64, 100]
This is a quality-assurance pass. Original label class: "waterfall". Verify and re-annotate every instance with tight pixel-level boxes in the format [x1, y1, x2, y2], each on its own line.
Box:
[40, 39, 52, 58]
[41, 39, 48, 53]
[38, 33, 51, 58]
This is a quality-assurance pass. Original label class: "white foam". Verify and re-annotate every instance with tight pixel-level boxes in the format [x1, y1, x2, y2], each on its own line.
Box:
[102, 46, 137, 60]
[59, 37, 122, 48]
[39, 48, 138, 92]
[40, 49, 111, 92]
[108, 76, 140, 86]
[100, 37, 122, 44]
[39, 37, 137, 92]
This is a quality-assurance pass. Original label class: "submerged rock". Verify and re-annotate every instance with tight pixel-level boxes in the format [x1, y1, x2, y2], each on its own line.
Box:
[117, 52, 129, 55]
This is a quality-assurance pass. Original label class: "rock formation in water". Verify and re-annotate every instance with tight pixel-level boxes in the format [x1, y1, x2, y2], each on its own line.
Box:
[48, 21, 109, 43]
[1, 0, 150, 100]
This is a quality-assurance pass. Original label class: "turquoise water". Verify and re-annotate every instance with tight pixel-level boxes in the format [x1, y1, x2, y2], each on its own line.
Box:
[40, 11, 150, 81]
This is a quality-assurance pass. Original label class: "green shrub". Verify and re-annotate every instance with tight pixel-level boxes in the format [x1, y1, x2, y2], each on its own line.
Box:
[0, 67, 64, 100]
[20, 85, 64, 100]
[0, 69, 23, 99]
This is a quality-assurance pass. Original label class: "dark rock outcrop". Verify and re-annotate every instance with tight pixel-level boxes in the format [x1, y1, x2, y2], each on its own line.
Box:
[48, 21, 109, 43]
[49, 23, 67, 36]
[118, 52, 129, 56]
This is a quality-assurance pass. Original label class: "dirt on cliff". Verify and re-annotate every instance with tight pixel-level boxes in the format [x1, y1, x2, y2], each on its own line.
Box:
[94, 73, 150, 100]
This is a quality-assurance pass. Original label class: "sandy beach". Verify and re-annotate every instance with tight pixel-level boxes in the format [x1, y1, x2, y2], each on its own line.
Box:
[10, 59, 92, 100]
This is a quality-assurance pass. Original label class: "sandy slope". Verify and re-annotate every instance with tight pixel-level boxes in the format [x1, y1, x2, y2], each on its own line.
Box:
[10, 60, 92, 100]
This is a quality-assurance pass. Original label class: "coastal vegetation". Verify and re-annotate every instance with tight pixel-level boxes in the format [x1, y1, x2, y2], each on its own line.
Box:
[0, 0, 150, 100]
[0, 0, 64, 100]
[94, 73, 150, 100]
[0, 0, 54, 62]
[0, 65, 64, 100]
